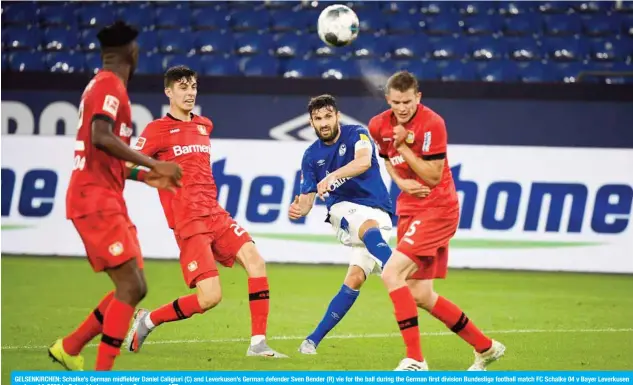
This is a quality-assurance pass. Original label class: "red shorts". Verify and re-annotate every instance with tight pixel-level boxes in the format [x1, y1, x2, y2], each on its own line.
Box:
[396, 208, 459, 280]
[71, 211, 143, 273]
[175, 210, 253, 288]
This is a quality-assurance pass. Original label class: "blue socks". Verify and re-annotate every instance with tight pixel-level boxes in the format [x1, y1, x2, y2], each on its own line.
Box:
[362, 227, 392, 267]
[307, 284, 359, 346]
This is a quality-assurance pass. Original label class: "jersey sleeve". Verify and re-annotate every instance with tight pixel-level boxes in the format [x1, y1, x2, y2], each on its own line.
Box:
[204, 116, 214, 136]
[300, 150, 318, 194]
[421, 117, 447, 160]
[368, 116, 388, 159]
[133, 122, 163, 158]
[349, 126, 373, 153]
[88, 76, 125, 124]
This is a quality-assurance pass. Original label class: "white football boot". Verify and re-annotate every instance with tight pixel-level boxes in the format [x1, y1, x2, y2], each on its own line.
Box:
[467, 340, 506, 371]
[298, 339, 318, 355]
[394, 358, 429, 371]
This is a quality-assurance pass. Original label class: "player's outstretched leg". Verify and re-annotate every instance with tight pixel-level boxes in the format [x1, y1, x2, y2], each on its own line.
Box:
[408, 280, 505, 371]
[48, 291, 115, 371]
[97, 259, 147, 370]
[299, 265, 364, 354]
[126, 275, 217, 353]
[381, 251, 428, 371]
[236, 242, 288, 358]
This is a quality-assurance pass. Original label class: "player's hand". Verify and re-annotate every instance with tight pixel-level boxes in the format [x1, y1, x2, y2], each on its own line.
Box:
[317, 174, 337, 201]
[393, 124, 407, 148]
[143, 169, 180, 192]
[399, 179, 431, 198]
[151, 161, 182, 186]
[288, 195, 305, 220]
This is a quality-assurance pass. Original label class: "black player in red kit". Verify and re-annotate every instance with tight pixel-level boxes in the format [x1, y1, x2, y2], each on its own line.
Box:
[125, 66, 287, 358]
[48, 22, 182, 371]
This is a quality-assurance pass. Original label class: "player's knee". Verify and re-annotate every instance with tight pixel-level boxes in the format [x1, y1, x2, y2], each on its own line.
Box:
[239, 242, 266, 277]
[381, 263, 406, 290]
[345, 268, 366, 290]
[197, 289, 222, 311]
[380, 268, 398, 290]
[415, 290, 438, 311]
[117, 277, 147, 306]
[358, 219, 380, 240]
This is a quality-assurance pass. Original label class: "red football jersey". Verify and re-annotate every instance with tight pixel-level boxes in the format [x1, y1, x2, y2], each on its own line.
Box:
[66, 70, 133, 219]
[134, 113, 216, 230]
[369, 104, 459, 217]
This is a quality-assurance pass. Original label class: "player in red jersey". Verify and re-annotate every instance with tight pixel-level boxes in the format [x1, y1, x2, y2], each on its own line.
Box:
[47, 22, 182, 372]
[124, 66, 287, 358]
[368, 71, 505, 371]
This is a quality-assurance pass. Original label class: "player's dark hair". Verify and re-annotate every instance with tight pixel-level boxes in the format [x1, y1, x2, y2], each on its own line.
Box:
[164, 65, 198, 88]
[386, 71, 419, 94]
[307, 94, 338, 117]
[97, 21, 138, 49]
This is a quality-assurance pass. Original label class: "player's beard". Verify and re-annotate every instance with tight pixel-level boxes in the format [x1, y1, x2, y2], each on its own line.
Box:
[315, 122, 340, 142]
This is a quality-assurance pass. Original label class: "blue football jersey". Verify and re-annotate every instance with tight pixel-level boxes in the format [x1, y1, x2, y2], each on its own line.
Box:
[300, 124, 393, 215]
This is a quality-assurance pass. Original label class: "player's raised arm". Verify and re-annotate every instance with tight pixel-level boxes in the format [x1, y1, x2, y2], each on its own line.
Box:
[92, 119, 173, 174]
[316, 130, 373, 197]
[393, 119, 445, 187]
[125, 126, 180, 190]
[384, 160, 430, 198]
[368, 115, 429, 198]
[89, 84, 181, 184]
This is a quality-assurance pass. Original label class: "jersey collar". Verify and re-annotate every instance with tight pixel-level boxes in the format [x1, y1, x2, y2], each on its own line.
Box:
[166, 112, 195, 122]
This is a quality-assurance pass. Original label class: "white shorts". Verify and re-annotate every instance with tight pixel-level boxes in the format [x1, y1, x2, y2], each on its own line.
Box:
[328, 201, 393, 278]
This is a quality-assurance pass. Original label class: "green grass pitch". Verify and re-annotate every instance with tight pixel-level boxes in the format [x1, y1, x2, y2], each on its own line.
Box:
[2, 256, 632, 380]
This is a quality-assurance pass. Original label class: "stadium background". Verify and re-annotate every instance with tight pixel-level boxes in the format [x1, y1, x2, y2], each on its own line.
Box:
[2, 0, 633, 376]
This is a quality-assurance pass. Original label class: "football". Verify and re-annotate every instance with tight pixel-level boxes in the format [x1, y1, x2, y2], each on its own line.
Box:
[317, 4, 360, 47]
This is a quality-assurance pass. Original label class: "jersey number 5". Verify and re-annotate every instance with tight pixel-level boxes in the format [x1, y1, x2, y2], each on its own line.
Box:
[404, 220, 422, 237]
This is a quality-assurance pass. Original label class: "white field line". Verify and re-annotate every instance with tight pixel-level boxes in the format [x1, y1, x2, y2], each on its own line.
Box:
[2, 327, 632, 351]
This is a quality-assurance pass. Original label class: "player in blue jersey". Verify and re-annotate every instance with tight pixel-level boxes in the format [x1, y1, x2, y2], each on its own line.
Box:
[288, 95, 430, 355]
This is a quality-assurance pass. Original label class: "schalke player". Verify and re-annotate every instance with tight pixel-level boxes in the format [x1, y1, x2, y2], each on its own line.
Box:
[288, 95, 430, 354]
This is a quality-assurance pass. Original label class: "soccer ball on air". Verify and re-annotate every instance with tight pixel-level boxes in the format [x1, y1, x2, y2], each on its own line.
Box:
[317, 4, 360, 47]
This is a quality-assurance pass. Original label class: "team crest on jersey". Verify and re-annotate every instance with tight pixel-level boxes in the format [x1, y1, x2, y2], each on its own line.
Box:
[339, 144, 347, 156]
[406, 131, 415, 144]
[187, 261, 198, 272]
[197, 125, 208, 135]
[108, 242, 124, 256]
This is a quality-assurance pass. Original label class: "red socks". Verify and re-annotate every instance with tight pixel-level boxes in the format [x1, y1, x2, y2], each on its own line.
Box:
[62, 291, 114, 356]
[248, 277, 269, 336]
[95, 297, 135, 371]
[147, 278, 269, 339]
[431, 296, 492, 353]
[389, 286, 423, 362]
[149, 294, 203, 327]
